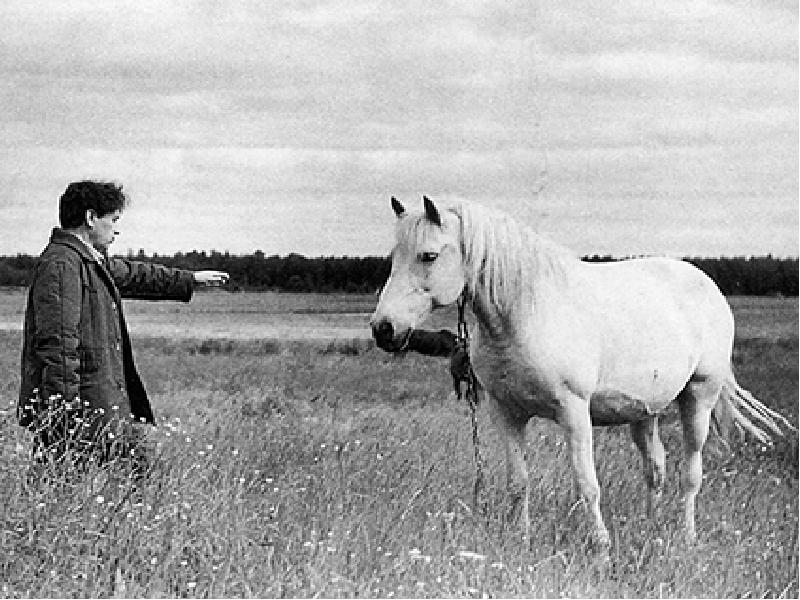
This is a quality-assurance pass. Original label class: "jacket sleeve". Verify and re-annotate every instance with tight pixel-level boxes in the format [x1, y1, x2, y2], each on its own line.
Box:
[107, 258, 195, 301]
[405, 329, 458, 357]
[32, 259, 82, 404]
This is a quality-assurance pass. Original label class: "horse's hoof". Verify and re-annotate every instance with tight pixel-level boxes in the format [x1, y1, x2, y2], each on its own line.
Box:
[590, 546, 611, 569]
[589, 529, 611, 553]
[506, 497, 528, 528]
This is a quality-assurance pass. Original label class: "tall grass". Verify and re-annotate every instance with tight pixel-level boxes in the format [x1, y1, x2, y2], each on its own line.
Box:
[1, 332, 797, 598]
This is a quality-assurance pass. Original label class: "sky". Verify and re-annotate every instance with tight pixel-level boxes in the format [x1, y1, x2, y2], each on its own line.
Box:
[0, 0, 797, 258]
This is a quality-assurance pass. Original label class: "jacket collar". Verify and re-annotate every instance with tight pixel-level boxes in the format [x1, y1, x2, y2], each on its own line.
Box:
[49, 228, 106, 263]
[48, 228, 120, 300]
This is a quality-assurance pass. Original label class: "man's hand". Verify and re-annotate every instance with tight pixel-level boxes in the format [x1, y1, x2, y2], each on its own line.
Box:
[193, 270, 230, 287]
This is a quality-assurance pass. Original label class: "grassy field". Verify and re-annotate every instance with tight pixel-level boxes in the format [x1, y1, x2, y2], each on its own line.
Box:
[0, 293, 797, 598]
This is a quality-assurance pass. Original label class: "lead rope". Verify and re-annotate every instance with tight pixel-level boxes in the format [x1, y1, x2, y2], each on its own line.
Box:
[455, 293, 487, 515]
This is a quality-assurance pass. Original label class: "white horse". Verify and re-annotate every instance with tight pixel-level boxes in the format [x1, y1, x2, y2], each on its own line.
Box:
[370, 196, 794, 548]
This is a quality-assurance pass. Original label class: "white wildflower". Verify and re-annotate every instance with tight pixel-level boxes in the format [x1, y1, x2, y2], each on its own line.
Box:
[457, 550, 487, 561]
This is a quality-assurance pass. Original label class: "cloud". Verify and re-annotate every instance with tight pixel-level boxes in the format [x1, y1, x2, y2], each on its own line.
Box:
[0, 0, 795, 256]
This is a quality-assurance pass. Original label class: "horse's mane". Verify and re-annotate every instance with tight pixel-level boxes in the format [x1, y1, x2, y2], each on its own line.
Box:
[440, 200, 578, 312]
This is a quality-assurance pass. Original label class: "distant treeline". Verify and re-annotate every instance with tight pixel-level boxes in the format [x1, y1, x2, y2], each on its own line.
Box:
[0, 251, 796, 296]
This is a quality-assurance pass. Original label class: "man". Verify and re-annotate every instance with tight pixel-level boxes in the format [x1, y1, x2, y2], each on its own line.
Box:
[18, 180, 229, 472]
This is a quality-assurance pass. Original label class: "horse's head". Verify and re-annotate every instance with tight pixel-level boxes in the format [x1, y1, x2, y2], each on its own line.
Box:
[370, 196, 465, 352]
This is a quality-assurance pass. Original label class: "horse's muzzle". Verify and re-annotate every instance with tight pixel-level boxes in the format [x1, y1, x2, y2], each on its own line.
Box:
[371, 319, 410, 353]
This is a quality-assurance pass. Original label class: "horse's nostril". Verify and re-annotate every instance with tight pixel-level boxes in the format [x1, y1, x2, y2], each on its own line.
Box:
[372, 320, 394, 342]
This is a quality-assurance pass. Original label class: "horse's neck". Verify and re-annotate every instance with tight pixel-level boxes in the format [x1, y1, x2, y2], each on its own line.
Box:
[468, 281, 532, 342]
[465, 231, 577, 340]
[470, 292, 509, 340]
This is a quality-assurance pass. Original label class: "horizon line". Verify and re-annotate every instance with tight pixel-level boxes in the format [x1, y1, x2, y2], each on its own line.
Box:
[1, 251, 798, 261]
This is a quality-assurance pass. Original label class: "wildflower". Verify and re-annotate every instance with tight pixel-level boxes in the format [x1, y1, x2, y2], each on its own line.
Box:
[96, 495, 105, 504]
[151, 557, 158, 565]
[457, 550, 487, 561]
[408, 549, 431, 563]
[232, 449, 239, 456]
[187, 582, 197, 589]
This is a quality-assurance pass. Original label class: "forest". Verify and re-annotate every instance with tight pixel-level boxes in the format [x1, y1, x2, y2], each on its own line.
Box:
[0, 251, 796, 296]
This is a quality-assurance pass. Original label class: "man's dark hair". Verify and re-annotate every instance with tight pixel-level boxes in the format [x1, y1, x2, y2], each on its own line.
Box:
[59, 180, 127, 228]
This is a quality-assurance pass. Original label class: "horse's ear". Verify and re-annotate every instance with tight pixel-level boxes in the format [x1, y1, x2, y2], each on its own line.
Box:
[423, 196, 442, 227]
[391, 197, 405, 218]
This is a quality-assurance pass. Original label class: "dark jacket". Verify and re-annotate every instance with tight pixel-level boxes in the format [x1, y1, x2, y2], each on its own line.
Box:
[18, 229, 195, 434]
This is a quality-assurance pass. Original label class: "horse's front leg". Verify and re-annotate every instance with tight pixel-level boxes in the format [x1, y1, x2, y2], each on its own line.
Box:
[559, 396, 610, 549]
[488, 395, 530, 539]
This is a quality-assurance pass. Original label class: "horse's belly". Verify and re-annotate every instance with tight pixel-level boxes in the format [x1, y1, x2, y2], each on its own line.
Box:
[589, 389, 672, 425]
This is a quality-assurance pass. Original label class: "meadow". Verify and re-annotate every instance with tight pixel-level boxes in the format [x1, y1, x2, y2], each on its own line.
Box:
[0, 291, 797, 598]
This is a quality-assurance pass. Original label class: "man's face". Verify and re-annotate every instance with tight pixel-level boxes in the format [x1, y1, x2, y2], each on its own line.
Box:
[88, 209, 122, 252]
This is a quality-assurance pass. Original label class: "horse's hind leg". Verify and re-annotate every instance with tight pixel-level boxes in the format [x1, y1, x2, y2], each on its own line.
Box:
[677, 375, 721, 542]
[630, 416, 666, 518]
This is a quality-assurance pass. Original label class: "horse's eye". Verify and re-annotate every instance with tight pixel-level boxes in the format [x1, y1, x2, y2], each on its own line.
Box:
[420, 252, 439, 263]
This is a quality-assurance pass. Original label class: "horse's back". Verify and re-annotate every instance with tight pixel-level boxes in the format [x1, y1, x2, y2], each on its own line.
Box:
[583, 257, 731, 333]
[576, 257, 735, 408]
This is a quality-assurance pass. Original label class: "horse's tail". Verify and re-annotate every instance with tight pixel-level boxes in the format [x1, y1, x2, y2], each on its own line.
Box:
[712, 375, 796, 446]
